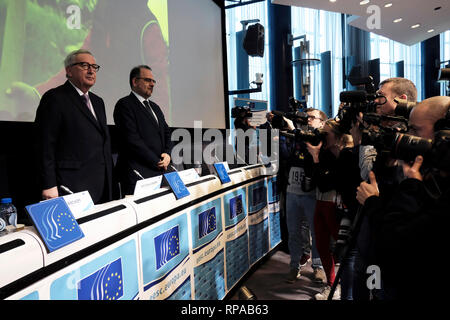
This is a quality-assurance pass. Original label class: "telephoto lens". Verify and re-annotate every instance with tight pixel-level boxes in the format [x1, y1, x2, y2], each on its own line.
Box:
[333, 209, 352, 262]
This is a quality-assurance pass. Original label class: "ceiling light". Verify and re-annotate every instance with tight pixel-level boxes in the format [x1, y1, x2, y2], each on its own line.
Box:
[360, 0, 370, 5]
[384, 3, 393, 7]
[393, 18, 403, 23]
[329, 0, 337, 2]
[411, 24, 421, 29]
[428, 29, 435, 33]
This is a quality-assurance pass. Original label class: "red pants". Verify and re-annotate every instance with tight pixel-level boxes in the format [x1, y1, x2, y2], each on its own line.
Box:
[314, 200, 340, 286]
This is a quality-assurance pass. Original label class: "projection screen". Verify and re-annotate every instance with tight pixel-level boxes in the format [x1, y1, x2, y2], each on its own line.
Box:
[0, 0, 226, 128]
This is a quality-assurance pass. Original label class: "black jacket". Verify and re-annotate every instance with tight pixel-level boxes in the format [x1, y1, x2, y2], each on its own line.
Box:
[364, 176, 450, 300]
[34, 81, 113, 204]
[113, 93, 172, 195]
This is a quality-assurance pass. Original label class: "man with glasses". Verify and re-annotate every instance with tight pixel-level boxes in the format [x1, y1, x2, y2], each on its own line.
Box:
[284, 108, 327, 284]
[113, 65, 172, 196]
[34, 49, 113, 204]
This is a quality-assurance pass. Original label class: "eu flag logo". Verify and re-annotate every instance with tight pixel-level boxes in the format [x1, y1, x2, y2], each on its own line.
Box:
[154, 226, 180, 270]
[77, 258, 124, 300]
[199, 207, 217, 239]
[230, 195, 243, 220]
[25, 197, 84, 252]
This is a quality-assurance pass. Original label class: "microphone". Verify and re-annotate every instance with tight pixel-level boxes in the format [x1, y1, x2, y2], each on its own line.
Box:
[133, 169, 145, 180]
[169, 164, 178, 172]
[60, 185, 74, 195]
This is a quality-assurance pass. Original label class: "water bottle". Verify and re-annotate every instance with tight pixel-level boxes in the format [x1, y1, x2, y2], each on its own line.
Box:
[0, 198, 18, 232]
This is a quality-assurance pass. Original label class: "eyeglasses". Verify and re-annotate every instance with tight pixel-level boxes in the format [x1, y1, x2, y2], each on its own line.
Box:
[137, 77, 157, 84]
[70, 62, 100, 72]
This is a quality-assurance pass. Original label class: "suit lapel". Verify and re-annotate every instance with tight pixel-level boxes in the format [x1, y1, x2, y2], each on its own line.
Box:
[64, 81, 103, 133]
[130, 93, 161, 133]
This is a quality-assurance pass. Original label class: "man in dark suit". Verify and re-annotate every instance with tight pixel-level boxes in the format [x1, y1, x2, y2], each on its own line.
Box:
[113, 65, 172, 196]
[34, 49, 113, 204]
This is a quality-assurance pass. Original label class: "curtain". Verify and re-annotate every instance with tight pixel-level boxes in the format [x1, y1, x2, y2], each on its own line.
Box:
[370, 34, 422, 101]
[291, 7, 343, 117]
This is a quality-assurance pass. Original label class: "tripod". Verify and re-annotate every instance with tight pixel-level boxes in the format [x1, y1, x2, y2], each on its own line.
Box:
[327, 205, 364, 300]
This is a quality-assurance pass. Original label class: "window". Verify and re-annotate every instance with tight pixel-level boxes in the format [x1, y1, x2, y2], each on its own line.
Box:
[440, 30, 450, 96]
[370, 34, 422, 101]
[225, 0, 270, 127]
[291, 7, 343, 117]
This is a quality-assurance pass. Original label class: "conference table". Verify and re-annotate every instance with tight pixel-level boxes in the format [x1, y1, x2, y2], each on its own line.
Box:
[0, 164, 281, 300]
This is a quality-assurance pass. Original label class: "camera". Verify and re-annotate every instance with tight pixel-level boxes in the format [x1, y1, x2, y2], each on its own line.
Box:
[394, 98, 416, 119]
[361, 127, 450, 171]
[271, 97, 309, 129]
[231, 106, 252, 119]
[336, 76, 387, 134]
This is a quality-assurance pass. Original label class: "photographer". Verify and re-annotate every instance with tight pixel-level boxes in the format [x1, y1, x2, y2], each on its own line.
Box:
[351, 77, 418, 300]
[306, 119, 359, 300]
[281, 108, 327, 284]
[356, 96, 450, 300]
[232, 107, 256, 164]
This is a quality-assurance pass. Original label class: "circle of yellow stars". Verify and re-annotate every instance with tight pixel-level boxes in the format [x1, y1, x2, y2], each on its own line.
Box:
[169, 235, 179, 257]
[104, 272, 122, 300]
[56, 212, 76, 232]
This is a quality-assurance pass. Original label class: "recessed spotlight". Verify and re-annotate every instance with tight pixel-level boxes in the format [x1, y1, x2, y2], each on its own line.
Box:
[384, 3, 393, 7]
[411, 24, 421, 29]
[329, 0, 337, 2]
[360, 0, 370, 5]
[393, 18, 403, 23]
[428, 29, 435, 33]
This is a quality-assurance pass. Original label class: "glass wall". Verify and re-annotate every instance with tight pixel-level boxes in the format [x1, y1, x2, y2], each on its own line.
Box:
[291, 7, 343, 117]
[370, 34, 422, 101]
[225, 0, 270, 126]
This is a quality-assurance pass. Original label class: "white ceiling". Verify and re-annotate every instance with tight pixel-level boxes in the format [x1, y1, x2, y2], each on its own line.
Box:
[271, 0, 450, 46]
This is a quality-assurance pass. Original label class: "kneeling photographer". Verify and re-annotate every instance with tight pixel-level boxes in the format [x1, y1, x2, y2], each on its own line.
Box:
[356, 96, 450, 300]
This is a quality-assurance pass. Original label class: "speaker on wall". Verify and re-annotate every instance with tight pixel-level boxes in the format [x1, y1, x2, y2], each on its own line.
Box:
[243, 23, 264, 57]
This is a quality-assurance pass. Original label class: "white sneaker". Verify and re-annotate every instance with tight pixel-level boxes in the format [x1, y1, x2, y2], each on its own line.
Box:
[314, 284, 341, 300]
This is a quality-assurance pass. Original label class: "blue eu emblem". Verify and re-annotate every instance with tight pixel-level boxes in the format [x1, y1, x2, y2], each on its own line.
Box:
[199, 207, 217, 239]
[230, 195, 243, 220]
[154, 226, 180, 270]
[25, 197, 84, 252]
[77, 258, 124, 300]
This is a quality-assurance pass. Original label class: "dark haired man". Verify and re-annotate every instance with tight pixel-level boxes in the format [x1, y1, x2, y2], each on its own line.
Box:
[113, 65, 172, 196]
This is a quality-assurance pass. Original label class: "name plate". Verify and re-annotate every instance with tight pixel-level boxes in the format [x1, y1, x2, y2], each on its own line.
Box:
[163, 172, 190, 200]
[25, 197, 85, 252]
[177, 168, 200, 185]
[134, 175, 163, 198]
[63, 191, 94, 219]
[213, 162, 231, 184]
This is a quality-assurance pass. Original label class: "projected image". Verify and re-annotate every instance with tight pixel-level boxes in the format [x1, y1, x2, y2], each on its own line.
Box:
[0, 0, 170, 123]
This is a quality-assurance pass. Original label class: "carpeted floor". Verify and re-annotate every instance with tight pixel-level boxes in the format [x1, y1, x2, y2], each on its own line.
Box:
[229, 249, 328, 300]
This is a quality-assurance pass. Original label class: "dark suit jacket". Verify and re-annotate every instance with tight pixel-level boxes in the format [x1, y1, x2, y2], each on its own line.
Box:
[34, 81, 113, 204]
[113, 92, 172, 195]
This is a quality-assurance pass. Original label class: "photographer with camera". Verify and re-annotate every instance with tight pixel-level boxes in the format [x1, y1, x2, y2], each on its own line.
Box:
[305, 119, 359, 300]
[343, 77, 418, 300]
[281, 107, 327, 284]
[232, 106, 256, 165]
[356, 96, 450, 300]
